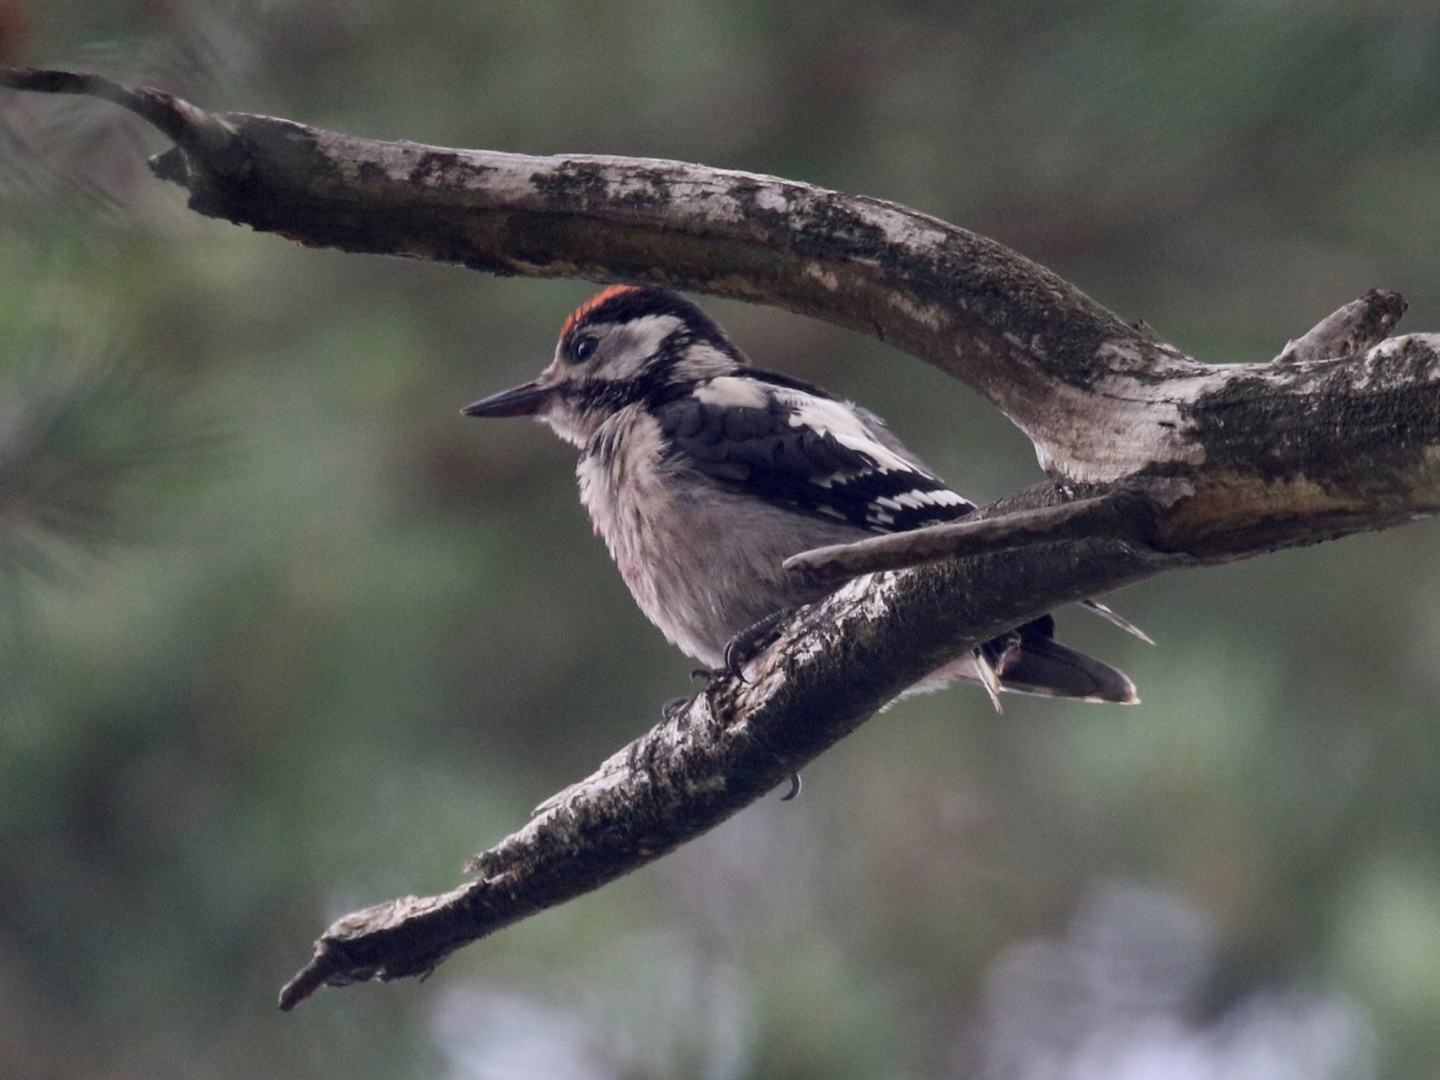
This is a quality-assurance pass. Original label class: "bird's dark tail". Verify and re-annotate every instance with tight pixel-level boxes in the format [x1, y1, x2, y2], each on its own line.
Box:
[909, 614, 1138, 706]
[984, 616, 1138, 704]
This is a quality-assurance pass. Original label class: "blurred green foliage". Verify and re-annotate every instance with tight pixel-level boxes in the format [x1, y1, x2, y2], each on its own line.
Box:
[2, 1, 1440, 1077]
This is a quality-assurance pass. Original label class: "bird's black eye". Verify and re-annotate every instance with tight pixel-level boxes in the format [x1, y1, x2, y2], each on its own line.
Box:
[572, 335, 598, 362]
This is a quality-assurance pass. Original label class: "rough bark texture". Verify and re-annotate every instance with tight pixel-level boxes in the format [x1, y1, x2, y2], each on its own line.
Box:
[5, 69, 1440, 1010]
[278, 487, 1176, 1008]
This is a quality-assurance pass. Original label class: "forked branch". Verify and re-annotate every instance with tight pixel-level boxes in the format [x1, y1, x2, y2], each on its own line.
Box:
[5, 69, 1440, 1009]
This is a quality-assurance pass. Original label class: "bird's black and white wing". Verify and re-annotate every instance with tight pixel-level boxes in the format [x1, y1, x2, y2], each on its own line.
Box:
[654, 369, 975, 533]
[654, 368, 1139, 705]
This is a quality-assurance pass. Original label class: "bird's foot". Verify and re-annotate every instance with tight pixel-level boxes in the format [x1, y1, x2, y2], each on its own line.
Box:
[722, 608, 795, 681]
[661, 695, 694, 721]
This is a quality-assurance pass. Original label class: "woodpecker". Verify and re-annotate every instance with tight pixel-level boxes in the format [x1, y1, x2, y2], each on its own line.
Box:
[464, 285, 1138, 705]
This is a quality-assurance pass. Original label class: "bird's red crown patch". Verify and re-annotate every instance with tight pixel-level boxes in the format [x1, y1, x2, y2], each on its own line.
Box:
[560, 285, 642, 341]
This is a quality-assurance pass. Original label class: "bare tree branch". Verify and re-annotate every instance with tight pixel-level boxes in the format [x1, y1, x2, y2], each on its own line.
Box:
[1276, 288, 1407, 363]
[2, 65, 1169, 479]
[6, 68, 1440, 1009]
[782, 490, 1141, 584]
[278, 480, 1182, 1011]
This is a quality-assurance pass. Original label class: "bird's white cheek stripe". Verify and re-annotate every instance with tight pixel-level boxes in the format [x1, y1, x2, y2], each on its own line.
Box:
[674, 345, 744, 383]
[596, 315, 686, 380]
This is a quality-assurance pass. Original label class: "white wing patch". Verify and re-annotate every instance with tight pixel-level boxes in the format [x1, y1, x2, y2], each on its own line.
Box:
[693, 375, 770, 409]
[773, 388, 930, 476]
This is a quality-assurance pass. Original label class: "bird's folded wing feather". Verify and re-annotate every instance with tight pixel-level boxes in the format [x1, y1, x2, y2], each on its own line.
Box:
[655, 370, 976, 533]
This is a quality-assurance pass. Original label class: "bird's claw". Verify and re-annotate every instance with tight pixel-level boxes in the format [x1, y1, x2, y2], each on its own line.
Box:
[722, 609, 793, 681]
[780, 772, 802, 801]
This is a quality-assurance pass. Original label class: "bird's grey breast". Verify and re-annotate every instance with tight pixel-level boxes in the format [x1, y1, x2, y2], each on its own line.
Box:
[576, 406, 865, 666]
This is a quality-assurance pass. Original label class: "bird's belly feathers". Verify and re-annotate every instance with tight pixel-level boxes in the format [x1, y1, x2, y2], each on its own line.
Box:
[577, 413, 866, 668]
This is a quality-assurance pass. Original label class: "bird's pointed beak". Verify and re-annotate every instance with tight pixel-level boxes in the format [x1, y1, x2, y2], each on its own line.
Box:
[461, 378, 553, 418]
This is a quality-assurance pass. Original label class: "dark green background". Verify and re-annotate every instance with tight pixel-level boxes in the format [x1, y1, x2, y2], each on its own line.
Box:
[3, 2, 1438, 1077]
